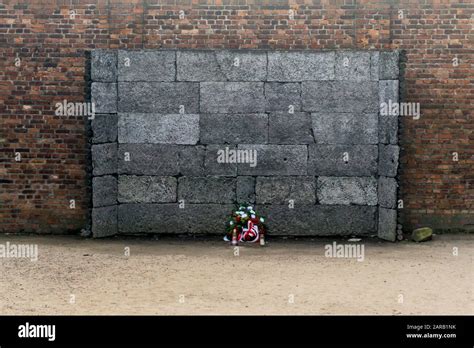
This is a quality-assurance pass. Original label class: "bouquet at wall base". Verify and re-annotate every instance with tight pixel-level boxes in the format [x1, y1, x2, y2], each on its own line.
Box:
[224, 204, 267, 245]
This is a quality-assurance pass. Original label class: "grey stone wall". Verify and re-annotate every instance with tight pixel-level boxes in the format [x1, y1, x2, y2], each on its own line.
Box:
[90, 49, 400, 240]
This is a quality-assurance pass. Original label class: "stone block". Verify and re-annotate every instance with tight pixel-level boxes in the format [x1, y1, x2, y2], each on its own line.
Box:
[92, 205, 117, 238]
[308, 145, 378, 176]
[118, 82, 199, 114]
[118, 144, 179, 175]
[237, 176, 256, 203]
[267, 51, 335, 81]
[378, 207, 397, 241]
[92, 175, 117, 207]
[118, 175, 177, 203]
[302, 81, 379, 113]
[379, 51, 399, 80]
[91, 50, 117, 82]
[317, 176, 377, 205]
[118, 113, 199, 145]
[256, 176, 316, 204]
[312, 113, 378, 144]
[204, 145, 238, 176]
[92, 143, 117, 176]
[177, 50, 267, 81]
[268, 112, 314, 144]
[91, 114, 117, 144]
[370, 51, 379, 81]
[199, 113, 268, 144]
[264, 83, 301, 112]
[91, 83, 117, 114]
[200, 82, 265, 113]
[335, 51, 371, 81]
[378, 177, 397, 208]
[379, 145, 399, 177]
[178, 176, 236, 203]
[179, 145, 206, 176]
[237, 145, 308, 176]
[118, 50, 175, 82]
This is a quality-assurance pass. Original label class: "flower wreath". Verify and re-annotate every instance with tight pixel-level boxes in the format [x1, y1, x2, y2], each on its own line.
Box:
[224, 204, 266, 243]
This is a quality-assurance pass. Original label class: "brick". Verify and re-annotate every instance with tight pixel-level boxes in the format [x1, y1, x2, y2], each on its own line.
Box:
[267, 51, 335, 81]
[302, 81, 379, 113]
[378, 177, 398, 209]
[91, 114, 117, 144]
[118, 50, 175, 82]
[91, 50, 117, 82]
[264, 83, 301, 112]
[118, 82, 199, 113]
[118, 144, 179, 175]
[177, 50, 267, 81]
[92, 176, 117, 207]
[308, 145, 378, 176]
[269, 112, 314, 144]
[335, 51, 371, 81]
[92, 143, 117, 176]
[317, 176, 377, 205]
[91, 83, 117, 114]
[379, 145, 399, 177]
[200, 82, 265, 113]
[237, 176, 256, 203]
[256, 176, 316, 204]
[178, 176, 236, 203]
[378, 208, 397, 241]
[312, 113, 378, 144]
[199, 113, 268, 144]
[118, 175, 177, 203]
[118, 113, 199, 145]
[92, 205, 117, 238]
[257, 205, 377, 236]
[237, 145, 308, 176]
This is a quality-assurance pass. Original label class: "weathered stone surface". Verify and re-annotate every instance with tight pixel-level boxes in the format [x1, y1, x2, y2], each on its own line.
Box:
[237, 176, 256, 203]
[118, 144, 179, 175]
[204, 145, 238, 176]
[256, 176, 316, 204]
[411, 227, 433, 242]
[257, 205, 377, 236]
[200, 82, 265, 113]
[370, 51, 380, 81]
[178, 176, 235, 203]
[379, 80, 399, 107]
[267, 51, 335, 81]
[91, 50, 117, 82]
[308, 145, 378, 176]
[91, 114, 117, 144]
[118, 82, 199, 114]
[118, 113, 199, 144]
[378, 208, 397, 241]
[118, 175, 177, 203]
[335, 51, 371, 81]
[378, 177, 397, 208]
[317, 176, 377, 205]
[118, 50, 175, 82]
[237, 145, 308, 176]
[302, 81, 378, 113]
[379, 145, 399, 177]
[92, 143, 117, 176]
[177, 50, 267, 81]
[118, 203, 234, 234]
[92, 176, 117, 207]
[179, 145, 205, 176]
[200, 114, 268, 144]
[265, 83, 301, 112]
[312, 113, 378, 144]
[269, 112, 314, 144]
[92, 205, 117, 238]
[379, 80, 399, 144]
[379, 51, 399, 80]
[91, 83, 117, 113]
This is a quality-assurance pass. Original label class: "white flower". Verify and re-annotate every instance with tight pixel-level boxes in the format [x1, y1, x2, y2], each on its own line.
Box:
[249, 210, 255, 214]
[247, 206, 253, 211]
[251, 214, 256, 219]
[236, 211, 244, 215]
[260, 217, 265, 222]
[229, 221, 234, 225]
[241, 213, 248, 218]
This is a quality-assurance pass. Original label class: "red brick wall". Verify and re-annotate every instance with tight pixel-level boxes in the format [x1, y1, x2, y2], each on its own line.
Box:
[1, 0, 472, 234]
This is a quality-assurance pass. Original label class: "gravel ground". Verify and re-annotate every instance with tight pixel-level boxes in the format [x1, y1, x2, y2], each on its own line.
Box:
[0, 234, 472, 315]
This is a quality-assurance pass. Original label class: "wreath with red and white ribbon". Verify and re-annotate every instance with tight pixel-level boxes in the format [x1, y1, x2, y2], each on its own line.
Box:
[224, 205, 266, 243]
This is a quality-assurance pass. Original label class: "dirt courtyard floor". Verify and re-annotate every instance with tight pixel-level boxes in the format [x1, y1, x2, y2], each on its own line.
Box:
[0, 234, 472, 315]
